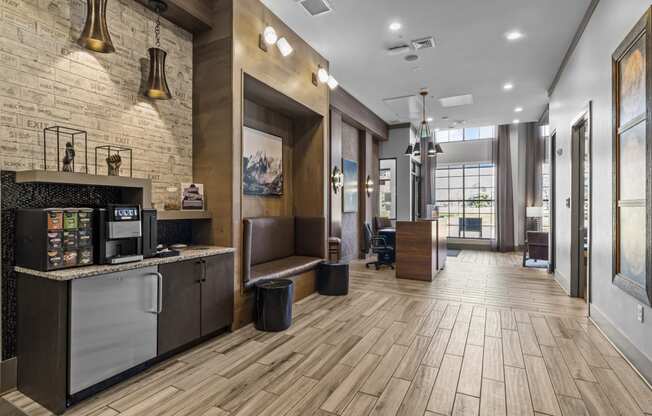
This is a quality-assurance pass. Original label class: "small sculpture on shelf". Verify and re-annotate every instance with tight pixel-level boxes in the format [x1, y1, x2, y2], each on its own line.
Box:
[106, 153, 122, 176]
[62, 142, 75, 172]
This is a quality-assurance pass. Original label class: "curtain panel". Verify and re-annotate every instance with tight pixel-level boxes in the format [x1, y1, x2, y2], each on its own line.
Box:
[494, 125, 515, 252]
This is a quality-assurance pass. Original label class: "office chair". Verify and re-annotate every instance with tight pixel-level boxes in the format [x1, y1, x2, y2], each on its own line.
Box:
[363, 223, 394, 270]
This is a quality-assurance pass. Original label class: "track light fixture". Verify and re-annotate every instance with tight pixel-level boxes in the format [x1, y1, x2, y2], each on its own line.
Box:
[312, 65, 338, 90]
[259, 26, 293, 57]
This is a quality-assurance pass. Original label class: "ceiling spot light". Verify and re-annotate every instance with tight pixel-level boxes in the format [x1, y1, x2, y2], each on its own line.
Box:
[503, 83, 514, 90]
[513, 119, 520, 124]
[389, 22, 402, 31]
[426, 117, 433, 122]
[263, 26, 278, 45]
[505, 30, 523, 41]
[277, 37, 293, 56]
[317, 66, 329, 83]
[514, 107, 523, 113]
[327, 75, 338, 90]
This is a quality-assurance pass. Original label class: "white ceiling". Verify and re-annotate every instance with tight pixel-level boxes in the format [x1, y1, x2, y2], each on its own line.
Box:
[260, 0, 591, 129]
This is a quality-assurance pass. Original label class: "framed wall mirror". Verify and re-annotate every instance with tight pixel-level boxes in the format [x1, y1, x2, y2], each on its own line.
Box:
[612, 7, 652, 305]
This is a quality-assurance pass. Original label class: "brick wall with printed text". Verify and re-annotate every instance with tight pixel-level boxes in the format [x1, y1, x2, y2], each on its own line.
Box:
[0, 0, 193, 208]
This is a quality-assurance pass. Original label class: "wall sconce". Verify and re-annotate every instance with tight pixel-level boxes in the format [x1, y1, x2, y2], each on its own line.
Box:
[259, 26, 293, 57]
[331, 166, 344, 193]
[77, 0, 115, 53]
[145, 0, 172, 100]
[365, 175, 374, 197]
[312, 65, 338, 89]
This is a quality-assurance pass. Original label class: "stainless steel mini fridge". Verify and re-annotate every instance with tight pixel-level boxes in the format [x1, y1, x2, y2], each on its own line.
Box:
[68, 266, 160, 395]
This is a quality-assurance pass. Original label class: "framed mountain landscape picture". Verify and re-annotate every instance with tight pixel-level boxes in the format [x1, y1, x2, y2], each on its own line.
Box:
[243, 126, 284, 196]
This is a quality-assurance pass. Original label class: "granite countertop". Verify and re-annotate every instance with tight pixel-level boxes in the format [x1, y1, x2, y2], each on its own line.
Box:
[15, 246, 235, 281]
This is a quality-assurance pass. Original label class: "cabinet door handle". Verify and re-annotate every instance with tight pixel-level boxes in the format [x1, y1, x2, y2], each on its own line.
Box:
[156, 272, 163, 314]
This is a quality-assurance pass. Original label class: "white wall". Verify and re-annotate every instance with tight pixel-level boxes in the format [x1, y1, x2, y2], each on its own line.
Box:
[438, 140, 493, 165]
[550, 0, 652, 379]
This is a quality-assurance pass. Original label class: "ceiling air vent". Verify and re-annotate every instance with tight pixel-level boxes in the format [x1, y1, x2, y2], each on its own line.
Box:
[299, 0, 333, 16]
[439, 94, 474, 108]
[411, 36, 436, 50]
[387, 44, 411, 55]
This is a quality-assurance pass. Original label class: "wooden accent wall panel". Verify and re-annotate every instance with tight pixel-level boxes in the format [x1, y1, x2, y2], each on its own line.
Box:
[330, 87, 389, 140]
[330, 109, 343, 237]
[243, 99, 294, 218]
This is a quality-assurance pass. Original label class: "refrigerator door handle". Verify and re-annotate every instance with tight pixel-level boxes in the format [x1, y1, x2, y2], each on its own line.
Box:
[156, 272, 163, 314]
[147, 273, 158, 314]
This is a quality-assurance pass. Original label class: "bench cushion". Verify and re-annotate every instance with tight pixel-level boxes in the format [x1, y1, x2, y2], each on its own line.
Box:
[245, 256, 322, 289]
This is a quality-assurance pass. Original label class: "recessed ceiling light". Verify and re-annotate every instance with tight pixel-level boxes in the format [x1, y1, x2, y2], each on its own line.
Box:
[503, 82, 514, 90]
[505, 31, 524, 41]
[426, 117, 433, 122]
[389, 22, 402, 31]
[514, 107, 523, 113]
[513, 119, 520, 124]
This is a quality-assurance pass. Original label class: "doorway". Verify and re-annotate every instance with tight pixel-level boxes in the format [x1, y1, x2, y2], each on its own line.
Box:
[570, 105, 592, 301]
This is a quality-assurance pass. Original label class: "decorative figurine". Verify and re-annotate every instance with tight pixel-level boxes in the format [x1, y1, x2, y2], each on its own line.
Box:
[62, 142, 75, 172]
[106, 153, 122, 176]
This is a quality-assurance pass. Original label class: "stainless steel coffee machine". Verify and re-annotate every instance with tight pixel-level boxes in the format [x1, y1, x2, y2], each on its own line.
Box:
[96, 204, 144, 264]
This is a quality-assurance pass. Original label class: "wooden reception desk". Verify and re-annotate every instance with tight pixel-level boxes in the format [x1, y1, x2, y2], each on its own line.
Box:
[396, 219, 447, 281]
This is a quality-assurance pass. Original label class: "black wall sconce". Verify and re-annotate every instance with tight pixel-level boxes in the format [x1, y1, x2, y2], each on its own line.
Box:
[331, 166, 343, 193]
[365, 175, 374, 197]
[78, 0, 115, 53]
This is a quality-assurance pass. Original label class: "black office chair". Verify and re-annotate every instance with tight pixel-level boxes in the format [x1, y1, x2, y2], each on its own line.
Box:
[363, 223, 394, 270]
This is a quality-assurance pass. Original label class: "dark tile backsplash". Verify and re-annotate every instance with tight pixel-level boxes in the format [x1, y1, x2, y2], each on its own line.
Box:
[1, 171, 118, 359]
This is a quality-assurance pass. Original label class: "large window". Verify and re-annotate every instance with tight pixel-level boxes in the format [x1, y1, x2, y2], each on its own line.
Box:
[379, 159, 396, 219]
[435, 126, 496, 143]
[435, 163, 496, 239]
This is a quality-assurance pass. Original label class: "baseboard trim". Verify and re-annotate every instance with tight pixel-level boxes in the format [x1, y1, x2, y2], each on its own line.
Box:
[590, 304, 652, 387]
[0, 357, 17, 394]
[554, 270, 571, 295]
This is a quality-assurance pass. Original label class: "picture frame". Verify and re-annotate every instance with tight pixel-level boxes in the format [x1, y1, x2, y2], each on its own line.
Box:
[181, 183, 205, 210]
[342, 158, 358, 213]
[612, 7, 652, 305]
[242, 126, 284, 196]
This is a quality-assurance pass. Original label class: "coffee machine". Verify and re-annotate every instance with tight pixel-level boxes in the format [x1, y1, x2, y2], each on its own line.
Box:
[96, 204, 144, 264]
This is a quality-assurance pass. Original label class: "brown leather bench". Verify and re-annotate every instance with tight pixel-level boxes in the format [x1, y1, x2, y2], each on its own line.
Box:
[243, 216, 325, 289]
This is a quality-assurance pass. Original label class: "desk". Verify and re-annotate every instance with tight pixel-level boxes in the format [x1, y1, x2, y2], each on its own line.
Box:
[395, 219, 447, 281]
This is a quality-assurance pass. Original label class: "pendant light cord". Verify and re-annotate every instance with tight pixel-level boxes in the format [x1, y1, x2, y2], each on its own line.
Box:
[155, 9, 161, 48]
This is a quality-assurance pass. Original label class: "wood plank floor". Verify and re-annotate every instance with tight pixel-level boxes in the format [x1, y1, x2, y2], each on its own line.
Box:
[4, 251, 652, 416]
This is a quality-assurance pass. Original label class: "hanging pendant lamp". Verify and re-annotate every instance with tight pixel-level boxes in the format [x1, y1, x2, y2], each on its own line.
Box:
[413, 141, 421, 157]
[78, 0, 115, 53]
[427, 141, 436, 157]
[417, 91, 431, 140]
[404, 143, 413, 156]
[145, 0, 172, 100]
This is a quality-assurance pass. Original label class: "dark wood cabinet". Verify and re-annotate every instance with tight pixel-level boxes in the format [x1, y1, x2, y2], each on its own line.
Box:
[157, 259, 202, 355]
[201, 253, 234, 335]
[158, 253, 234, 355]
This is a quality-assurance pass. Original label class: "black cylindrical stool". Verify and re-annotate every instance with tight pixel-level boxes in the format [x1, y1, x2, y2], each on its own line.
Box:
[255, 279, 294, 331]
[317, 262, 349, 296]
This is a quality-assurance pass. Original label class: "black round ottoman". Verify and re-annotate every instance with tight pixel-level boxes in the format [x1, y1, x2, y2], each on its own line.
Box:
[255, 279, 294, 331]
[317, 262, 349, 296]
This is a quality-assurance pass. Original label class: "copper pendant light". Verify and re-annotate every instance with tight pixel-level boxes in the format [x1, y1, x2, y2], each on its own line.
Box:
[145, 0, 172, 100]
[78, 0, 115, 53]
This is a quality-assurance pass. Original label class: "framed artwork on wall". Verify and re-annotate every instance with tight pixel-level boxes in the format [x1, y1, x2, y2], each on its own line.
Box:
[343, 158, 358, 213]
[612, 7, 652, 305]
[242, 126, 284, 196]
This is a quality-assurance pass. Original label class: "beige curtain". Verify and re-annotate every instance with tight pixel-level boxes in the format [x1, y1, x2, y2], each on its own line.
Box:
[494, 125, 515, 252]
